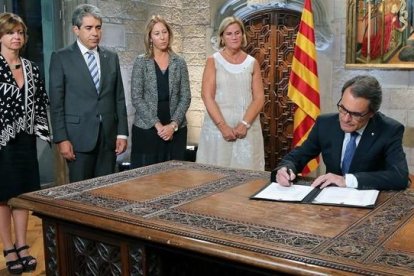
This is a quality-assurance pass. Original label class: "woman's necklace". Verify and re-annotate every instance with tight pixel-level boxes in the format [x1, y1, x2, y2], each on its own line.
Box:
[3, 52, 22, 70]
[10, 64, 21, 70]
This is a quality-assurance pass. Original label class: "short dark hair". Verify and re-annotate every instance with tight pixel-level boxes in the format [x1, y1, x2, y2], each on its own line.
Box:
[341, 75, 382, 112]
[72, 4, 102, 28]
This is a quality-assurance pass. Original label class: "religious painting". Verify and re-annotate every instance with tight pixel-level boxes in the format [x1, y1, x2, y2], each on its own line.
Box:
[346, 0, 414, 69]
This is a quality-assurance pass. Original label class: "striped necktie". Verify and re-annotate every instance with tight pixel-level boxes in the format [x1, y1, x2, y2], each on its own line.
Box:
[86, 51, 100, 92]
[342, 132, 358, 175]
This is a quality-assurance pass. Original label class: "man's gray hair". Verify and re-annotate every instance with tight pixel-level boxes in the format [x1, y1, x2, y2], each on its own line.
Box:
[72, 4, 102, 28]
[341, 75, 382, 113]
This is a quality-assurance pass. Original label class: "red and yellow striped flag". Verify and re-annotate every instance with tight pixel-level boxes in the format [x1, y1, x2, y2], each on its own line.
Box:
[288, 0, 320, 175]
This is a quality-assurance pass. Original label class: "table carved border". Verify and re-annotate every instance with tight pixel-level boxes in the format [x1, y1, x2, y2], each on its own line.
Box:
[32, 161, 268, 217]
[155, 189, 414, 275]
[29, 161, 414, 275]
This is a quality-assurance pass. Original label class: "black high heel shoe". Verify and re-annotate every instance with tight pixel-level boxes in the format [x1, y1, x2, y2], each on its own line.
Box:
[3, 247, 23, 275]
[15, 244, 37, 272]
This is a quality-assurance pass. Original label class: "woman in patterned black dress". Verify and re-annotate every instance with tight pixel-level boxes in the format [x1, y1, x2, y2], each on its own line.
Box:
[0, 13, 50, 274]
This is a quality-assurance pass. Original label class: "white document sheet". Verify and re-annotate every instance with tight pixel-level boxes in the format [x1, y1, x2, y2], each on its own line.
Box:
[312, 187, 379, 206]
[253, 182, 314, 201]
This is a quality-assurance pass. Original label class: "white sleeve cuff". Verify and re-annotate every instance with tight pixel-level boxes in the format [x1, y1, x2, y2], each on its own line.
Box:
[345, 174, 358, 188]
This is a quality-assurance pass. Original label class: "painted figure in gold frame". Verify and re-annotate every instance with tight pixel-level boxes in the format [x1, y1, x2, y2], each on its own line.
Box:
[346, 0, 414, 68]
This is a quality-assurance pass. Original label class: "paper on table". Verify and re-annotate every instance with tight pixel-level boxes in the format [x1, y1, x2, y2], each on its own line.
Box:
[253, 182, 314, 201]
[312, 187, 379, 206]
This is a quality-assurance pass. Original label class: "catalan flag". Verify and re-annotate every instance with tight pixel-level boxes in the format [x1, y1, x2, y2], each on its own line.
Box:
[288, 0, 320, 175]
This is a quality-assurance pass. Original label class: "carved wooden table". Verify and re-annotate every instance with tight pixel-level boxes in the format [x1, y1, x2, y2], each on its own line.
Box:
[9, 161, 414, 275]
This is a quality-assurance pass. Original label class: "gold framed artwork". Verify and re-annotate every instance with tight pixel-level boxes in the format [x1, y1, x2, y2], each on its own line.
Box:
[346, 0, 414, 69]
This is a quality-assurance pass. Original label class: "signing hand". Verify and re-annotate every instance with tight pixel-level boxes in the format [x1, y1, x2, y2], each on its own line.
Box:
[311, 173, 346, 189]
[276, 167, 295, 186]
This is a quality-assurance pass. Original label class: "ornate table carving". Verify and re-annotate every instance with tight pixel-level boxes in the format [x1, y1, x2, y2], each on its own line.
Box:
[10, 161, 414, 275]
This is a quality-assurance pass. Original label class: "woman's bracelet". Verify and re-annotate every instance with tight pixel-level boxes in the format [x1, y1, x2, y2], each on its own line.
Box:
[241, 120, 251, 129]
[215, 120, 224, 127]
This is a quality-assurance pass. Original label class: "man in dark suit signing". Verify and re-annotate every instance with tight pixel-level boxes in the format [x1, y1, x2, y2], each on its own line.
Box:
[272, 75, 409, 190]
[49, 4, 128, 182]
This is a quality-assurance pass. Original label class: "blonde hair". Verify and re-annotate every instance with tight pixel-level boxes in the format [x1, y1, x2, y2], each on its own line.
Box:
[217, 16, 247, 49]
[391, 4, 399, 14]
[144, 15, 174, 57]
[0, 13, 28, 48]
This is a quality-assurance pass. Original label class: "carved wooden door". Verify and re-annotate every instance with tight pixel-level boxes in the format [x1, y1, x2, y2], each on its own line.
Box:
[243, 10, 301, 171]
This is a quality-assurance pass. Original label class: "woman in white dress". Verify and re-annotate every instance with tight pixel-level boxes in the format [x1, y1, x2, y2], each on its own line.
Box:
[196, 16, 265, 170]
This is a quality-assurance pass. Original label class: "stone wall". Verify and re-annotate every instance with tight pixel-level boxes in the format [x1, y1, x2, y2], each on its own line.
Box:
[94, 0, 210, 162]
[94, 0, 413, 173]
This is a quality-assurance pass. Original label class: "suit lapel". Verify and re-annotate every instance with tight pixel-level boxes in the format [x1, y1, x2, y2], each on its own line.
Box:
[73, 43, 91, 81]
[146, 57, 156, 76]
[145, 57, 158, 99]
[331, 120, 345, 173]
[98, 47, 108, 93]
[73, 43, 99, 96]
[168, 54, 177, 96]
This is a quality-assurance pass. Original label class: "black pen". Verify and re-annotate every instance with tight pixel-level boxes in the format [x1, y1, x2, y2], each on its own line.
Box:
[288, 169, 293, 186]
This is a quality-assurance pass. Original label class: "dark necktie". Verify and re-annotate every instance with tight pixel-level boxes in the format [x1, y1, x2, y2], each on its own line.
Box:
[86, 51, 100, 92]
[342, 132, 358, 174]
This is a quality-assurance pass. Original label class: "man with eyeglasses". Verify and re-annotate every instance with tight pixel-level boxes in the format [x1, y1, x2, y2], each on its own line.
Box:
[272, 75, 409, 190]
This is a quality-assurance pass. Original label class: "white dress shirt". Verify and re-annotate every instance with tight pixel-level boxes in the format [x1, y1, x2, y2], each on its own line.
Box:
[342, 127, 365, 188]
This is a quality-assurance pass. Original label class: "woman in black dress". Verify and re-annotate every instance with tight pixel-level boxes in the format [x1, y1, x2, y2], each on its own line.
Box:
[130, 15, 191, 168]
[0, 13, 50, 274]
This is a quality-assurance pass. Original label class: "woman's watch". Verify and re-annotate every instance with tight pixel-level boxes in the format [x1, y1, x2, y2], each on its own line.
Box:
[170, 121, 178, 132]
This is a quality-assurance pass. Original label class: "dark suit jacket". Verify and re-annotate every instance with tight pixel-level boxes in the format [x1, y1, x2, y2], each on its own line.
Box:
[49, 42, 128, 152]
[271, 112, 409, 190]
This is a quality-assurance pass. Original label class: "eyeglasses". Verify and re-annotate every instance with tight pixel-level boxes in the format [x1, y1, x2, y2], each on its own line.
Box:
[337, 101, 370, 121]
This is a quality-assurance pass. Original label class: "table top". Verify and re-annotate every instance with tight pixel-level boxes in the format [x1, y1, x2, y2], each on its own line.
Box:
[10, 161, 414, 276]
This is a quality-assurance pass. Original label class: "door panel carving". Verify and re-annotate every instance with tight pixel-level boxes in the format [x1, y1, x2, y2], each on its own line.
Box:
[243, 10, 300, 171]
